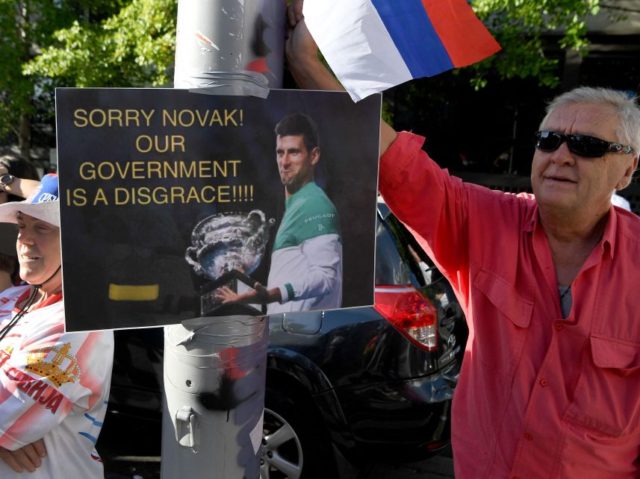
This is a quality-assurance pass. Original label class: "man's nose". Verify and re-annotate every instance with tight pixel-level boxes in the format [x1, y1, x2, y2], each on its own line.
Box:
[548, 142, 576, 166]
[17, 229, 35, 244]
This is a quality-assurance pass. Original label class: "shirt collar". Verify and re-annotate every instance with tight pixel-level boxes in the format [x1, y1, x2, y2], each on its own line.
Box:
[601, 206, 616, 259]
[524, 202, 616, 259]
[14, 288, 63, 313]
[285, 181, 317, 206]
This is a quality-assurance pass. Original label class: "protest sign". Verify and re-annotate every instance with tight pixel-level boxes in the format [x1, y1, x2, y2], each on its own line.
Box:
[55, 88, 380, 331]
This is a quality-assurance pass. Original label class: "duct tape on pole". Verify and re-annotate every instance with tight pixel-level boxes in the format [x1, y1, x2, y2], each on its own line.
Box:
[173, 0, 285, 93]
[163, 1, 284, 478]
[161, 315, 268, 479]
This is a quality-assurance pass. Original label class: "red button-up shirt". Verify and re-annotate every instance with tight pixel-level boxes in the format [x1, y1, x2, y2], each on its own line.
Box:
[379, 132, 640, 478]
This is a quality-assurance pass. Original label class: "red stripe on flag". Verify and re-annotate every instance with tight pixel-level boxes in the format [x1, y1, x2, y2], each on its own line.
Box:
[422, 0, 500, 67]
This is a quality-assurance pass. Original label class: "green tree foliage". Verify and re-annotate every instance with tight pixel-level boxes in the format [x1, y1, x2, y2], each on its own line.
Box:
[470, 0, 602, 88]
[1, 0, 615, 158]
[0, 1, 66, 153]
[0, 0, 175, 156]
[24, 0, 176, 87]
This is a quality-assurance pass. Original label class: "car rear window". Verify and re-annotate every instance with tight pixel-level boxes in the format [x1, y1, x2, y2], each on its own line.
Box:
[375, 212, 450, 290]
[375, 220, 420, 287]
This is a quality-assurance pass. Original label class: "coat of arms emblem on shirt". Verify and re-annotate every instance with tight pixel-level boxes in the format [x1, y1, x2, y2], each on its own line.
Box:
[26, 342, 81, 387]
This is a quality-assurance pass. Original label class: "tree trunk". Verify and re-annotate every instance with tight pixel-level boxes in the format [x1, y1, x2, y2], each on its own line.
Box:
[18, 113, 31, 160]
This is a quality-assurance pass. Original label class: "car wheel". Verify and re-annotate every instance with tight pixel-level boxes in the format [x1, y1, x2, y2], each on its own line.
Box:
[261, 386, 337, 479]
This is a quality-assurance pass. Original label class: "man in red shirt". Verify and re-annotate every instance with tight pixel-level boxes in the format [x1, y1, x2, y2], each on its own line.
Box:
[286, 2, 640, 477]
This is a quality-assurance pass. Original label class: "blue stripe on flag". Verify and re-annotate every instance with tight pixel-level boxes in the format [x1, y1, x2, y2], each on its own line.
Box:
[371, 0, 454, 77]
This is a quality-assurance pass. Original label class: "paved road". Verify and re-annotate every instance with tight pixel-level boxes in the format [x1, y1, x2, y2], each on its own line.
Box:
[360, 455, 454, 478]
[104, 456, 160, 479]
[104, 453, 454, 479]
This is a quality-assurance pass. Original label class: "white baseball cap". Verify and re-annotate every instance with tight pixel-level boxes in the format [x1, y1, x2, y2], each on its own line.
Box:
[0, 173, 60, 227]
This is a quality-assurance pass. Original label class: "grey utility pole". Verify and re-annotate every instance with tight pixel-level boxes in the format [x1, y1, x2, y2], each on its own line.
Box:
[162, 1, 285, 478]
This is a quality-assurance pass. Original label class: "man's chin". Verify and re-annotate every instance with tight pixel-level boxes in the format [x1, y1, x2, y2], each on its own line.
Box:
[284, 181, 305, 195]
[20, 268, 45, 284]
[538, 197, 584, 217]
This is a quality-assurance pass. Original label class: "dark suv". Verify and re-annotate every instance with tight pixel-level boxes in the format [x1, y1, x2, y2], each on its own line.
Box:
[97, 200, 465, 478]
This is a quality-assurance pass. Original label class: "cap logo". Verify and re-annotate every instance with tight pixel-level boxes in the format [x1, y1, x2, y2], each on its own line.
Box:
[29, 174, 59, 204]
[36, 193, 57, 203]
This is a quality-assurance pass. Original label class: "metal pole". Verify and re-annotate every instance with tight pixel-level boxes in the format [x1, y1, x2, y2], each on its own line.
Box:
[162, 315, 268, 479]
[162, 1, 284, 478]
[173, 0, 284, 96]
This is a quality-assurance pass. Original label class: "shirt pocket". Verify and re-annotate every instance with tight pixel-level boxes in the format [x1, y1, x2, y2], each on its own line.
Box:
[563, 335, 640, 438]
[472, 269, 533, 377]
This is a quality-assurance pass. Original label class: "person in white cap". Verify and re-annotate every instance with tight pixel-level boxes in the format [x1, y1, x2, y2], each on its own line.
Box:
[0, 158, 44, 317]
[0, 174, 114, 478]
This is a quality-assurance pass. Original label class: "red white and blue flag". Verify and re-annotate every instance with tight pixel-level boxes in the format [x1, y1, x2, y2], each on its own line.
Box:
[303, 0, 501, 101]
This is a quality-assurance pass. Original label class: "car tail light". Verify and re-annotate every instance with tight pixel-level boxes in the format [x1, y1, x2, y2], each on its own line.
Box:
[374, 285, 438, 351]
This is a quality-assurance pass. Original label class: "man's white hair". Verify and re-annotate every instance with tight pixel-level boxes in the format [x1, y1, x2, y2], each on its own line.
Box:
[541, 86, 640, 156]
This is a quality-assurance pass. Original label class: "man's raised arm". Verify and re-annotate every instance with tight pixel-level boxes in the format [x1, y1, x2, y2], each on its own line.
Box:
[285, 0, 398, 156]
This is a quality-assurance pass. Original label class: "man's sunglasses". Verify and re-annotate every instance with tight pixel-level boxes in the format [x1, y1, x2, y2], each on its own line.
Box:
[535, 130, 635, 158]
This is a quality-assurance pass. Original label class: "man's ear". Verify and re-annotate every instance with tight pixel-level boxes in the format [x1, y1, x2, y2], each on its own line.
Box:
[310, 146, 320, 166]
[617, 154, 639, 190]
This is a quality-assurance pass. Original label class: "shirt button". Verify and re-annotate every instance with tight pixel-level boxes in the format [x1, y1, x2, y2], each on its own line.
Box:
[523, 432, 533, 441]
[539, 378, 549, 387]
[554, 323, 564, 331]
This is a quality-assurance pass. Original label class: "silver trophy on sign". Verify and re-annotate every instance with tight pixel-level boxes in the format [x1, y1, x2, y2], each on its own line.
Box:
[185, 209, 275, 315]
